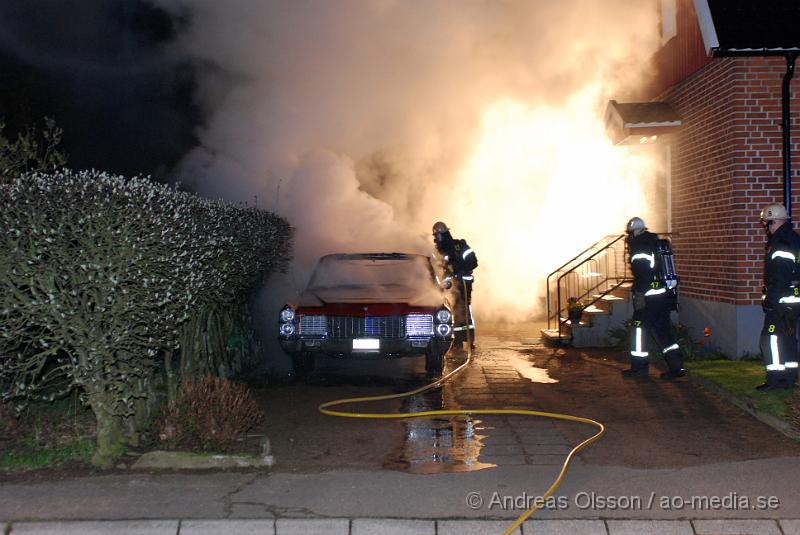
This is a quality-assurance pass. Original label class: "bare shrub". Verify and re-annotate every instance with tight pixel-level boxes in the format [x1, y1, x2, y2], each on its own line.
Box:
[0, 401, 20, 440]
[0, 117, 67, 182]
[156, 376, 263, 452]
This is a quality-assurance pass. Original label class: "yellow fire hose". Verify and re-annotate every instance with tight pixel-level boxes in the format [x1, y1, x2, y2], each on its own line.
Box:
[318, 281, 605, 534]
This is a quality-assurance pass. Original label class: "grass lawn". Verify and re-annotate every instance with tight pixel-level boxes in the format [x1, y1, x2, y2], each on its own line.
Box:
[0, 396, 96, 472]
[685, 359, 794, 420]
[0, 438, 95, 471]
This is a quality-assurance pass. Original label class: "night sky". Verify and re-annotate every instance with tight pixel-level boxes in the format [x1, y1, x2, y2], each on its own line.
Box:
[0, 0, 197, 180]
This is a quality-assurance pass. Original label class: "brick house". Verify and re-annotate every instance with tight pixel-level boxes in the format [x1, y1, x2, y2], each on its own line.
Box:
[607, 0, 800, 357]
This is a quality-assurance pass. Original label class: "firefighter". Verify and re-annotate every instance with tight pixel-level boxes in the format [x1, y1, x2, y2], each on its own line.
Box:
[432, 221, 477, 346]
[622, 217, 685, 380]
[758, 203, 800, 391]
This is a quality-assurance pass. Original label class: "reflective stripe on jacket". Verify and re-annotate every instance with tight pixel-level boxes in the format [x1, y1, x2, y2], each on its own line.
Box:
[764, 222, 800, 307]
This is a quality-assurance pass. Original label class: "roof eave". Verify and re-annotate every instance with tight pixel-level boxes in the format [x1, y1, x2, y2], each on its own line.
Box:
[624, 121, 682, 129]
[605, 100, 682, 146]
[693, 0, 719, 56]
[711, 48, 800, 58]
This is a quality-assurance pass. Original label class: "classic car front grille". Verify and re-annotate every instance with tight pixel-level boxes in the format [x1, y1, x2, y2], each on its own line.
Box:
[328, 315, 406, 340]
[299, 314, 327, 336]
[406, 313, 434, 336]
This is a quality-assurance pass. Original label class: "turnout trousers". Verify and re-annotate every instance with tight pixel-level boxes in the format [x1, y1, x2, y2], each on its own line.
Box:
[453, 278, 475, 343]
[760, 308, 799, 387]
[629, 294, 683, 372]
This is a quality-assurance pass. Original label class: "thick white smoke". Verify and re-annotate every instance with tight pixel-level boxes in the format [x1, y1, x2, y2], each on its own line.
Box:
[152, 0, 661, 320]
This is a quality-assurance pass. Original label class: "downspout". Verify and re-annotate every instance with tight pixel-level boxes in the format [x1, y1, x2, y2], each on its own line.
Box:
[666, 144, 672, 233]
[782, 52, 797, 218]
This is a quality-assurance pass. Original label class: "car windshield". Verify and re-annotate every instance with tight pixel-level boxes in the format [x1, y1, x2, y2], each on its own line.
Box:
[307, 255, 435, 291]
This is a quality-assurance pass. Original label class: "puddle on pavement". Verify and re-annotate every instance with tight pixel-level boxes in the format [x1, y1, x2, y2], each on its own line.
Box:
[383, 389, 497, 474]
[382, 342, 554, 473]
[499, 349, 558, 384]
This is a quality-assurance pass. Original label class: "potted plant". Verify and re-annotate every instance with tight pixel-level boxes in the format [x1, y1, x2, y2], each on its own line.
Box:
[567, 297, 584, 324]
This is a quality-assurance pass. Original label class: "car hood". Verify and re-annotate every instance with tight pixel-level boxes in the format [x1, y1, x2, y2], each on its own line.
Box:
[298, 285, 444, 308]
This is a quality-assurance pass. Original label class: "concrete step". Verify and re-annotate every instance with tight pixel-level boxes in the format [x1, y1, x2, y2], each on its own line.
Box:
[558, 316, 591, 327]
[544, 280, 634, 348]
[541, 328, 560, 341]
[571, 294, 633, 349]
[583, 303, 609, 315]
[540, 327, 571, 345]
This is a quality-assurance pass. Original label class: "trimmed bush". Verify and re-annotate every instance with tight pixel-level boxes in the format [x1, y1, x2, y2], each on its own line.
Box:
[156, 376, 263, 452]
[169, 196, 291, 390]
[0, 170, 290, 465]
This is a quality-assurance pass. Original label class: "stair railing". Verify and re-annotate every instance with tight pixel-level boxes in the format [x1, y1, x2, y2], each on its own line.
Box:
[546, 234, 632, 343]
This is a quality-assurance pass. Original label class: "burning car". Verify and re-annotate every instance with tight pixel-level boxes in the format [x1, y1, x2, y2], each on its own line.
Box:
[279, 252, 454, 377]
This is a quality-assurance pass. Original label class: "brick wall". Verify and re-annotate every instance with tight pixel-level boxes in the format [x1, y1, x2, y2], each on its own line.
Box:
[662, 56, 800, 305]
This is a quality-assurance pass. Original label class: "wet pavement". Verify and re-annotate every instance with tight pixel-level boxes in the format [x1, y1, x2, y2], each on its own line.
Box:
[5, 322, 800, 531]
[257, 322, 800, 475]
[383, 412, 496, 474]
[382, 333, 579, 474]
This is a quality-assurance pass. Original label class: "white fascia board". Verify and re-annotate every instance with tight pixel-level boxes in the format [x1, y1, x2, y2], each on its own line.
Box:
[624, 121, 682, 128]
[728, 47, 800, 52]
[693, 0, 719, 55]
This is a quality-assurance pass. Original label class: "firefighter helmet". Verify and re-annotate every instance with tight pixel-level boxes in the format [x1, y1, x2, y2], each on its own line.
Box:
[432, 221, 449, 235]
[626, 217, 646, 236]
[760, 203, 788, 222]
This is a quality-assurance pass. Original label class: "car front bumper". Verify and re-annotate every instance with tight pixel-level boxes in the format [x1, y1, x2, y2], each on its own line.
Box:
[280, 337, 452, 358]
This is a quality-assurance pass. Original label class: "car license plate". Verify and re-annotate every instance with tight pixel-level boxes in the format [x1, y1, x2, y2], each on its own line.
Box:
[353, 338, 380, 350]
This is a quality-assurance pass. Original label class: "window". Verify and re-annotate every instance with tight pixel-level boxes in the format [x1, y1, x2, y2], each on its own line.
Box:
[661, 0, 677, 45]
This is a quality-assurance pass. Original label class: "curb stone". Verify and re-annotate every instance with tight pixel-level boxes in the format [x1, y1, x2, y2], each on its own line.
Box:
[130, 436, 274, 470]
[524, 519, 605, 535]
[438, 520, 522, 534]
[693, 519, 782, 535]
[781, 519, 800, 535]
[5, 519, 800, 535]
[351, 518, 435, 534]
[275, 518, 349, 535]
[181, 519, 274, 534]
[606, 519, 693, 535]
[7, 520, 178, 534]
[131, 450, 274, 470]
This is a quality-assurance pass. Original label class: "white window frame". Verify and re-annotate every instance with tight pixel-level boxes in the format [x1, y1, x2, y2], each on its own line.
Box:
[661, 0, 678, 45]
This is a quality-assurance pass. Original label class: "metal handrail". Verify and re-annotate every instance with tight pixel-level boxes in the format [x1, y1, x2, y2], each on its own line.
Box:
[545, 235, 620, 326]
[546, 235, 615, 329]
[546, 234, 632, 343]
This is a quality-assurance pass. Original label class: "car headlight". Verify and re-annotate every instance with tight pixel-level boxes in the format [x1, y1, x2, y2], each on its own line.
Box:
[436, 323, 452, 337]
[280, 306, 295, 322]
[280, 322, 295, 336]
[435, 308, 451, 324]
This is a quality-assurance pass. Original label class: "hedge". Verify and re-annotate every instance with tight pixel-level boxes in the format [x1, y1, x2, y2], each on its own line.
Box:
[0, 170, 291, 465]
